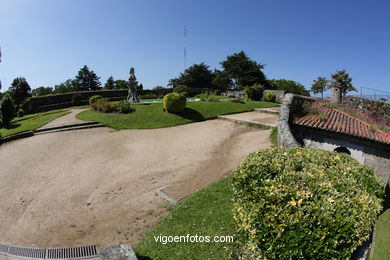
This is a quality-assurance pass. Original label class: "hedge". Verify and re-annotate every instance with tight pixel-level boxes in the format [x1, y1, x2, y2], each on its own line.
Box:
[163, 93, 186, 113]
[25, 89, 173, 113]
[232, 147, 384, 259]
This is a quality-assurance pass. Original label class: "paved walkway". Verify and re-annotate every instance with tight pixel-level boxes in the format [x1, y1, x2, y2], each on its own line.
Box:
[43, 109, 87, 127]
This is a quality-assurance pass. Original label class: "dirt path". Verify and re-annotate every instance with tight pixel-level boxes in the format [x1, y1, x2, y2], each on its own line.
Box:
[0, 119, 272, 248]
[42, 109, 87, 127]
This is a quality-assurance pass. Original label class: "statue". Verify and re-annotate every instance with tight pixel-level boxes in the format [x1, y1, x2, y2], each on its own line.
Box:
[127, 67, 139, 103]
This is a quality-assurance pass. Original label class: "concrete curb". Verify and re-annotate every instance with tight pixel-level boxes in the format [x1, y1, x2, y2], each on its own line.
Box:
[100, 245, 137, 260]
[254, 108, 280, 115]
[217, 115, 276, 129]
[0, 121, 105, 145]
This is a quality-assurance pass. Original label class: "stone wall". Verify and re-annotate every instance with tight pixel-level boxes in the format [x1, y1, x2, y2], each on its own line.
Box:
[277, 94, 300, 147]
[342, 96, 390, 124]
[264, 90, 285, 102]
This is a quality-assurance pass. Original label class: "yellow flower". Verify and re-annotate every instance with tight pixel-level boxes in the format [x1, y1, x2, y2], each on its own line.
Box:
[289, 199, 297, 207]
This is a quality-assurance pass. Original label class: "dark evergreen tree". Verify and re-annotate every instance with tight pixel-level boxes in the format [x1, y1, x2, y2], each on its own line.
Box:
[54, 79, 76, 93]
[268, 79, 309, 96]
[220, 51, 268, 90]
[168, 62, 214, 89]
[32, 86, 54, 96]
[0, 94, 15, 125]
[9, 77, 31, 105]
[138, 83, 144, 90]
[212, 70, 232, 91]
[74, 65, 101, 91]
[104, 76, 115, 89]
[114, 80, 128, 89]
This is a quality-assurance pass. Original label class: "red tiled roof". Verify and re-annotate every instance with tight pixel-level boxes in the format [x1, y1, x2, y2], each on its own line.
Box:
[293, 103, 390, 144]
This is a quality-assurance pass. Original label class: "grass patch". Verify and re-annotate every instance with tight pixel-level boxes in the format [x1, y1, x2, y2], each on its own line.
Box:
[372, 180, 390, 260]
[372, 209, 390, 260]
[76, 101, 278, 129]
[0, 109, 70, 137]
[134, 175, 237, 260]
[270, 127, 278, 147]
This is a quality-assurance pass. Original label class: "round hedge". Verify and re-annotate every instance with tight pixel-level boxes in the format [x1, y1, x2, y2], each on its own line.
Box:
[232, 147, 384, 259]
[263, 92, 276, 102]
[89, 95, 103, 106]
[244, 84, 264, 101]
[163, 93, 186, 113]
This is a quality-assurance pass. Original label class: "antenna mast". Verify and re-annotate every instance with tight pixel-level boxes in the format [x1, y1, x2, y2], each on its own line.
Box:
[184, 26, 187, 71]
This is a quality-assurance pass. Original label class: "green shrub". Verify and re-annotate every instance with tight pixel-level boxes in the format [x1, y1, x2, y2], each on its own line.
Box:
[163, 93, 186, 113]
[117, 100, 133, 113]
[17, 108, 25, 117]
[72, 93, 83, 105]
[181, 91, 189, 97]
[263, 92, 276, 102]
[139, 94, 159, 100]
[232, 147, 384, 259]
[173, 85, 189, 94]
[0, 95, 15, 125]
[89, 95, 103, 106]
[244, 84, 264, 101]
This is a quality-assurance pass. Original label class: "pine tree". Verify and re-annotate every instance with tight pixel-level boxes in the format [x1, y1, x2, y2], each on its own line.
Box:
[9, 77, 31, 105]
[105, 76, 115, 89]
[74, 65, 101, 91]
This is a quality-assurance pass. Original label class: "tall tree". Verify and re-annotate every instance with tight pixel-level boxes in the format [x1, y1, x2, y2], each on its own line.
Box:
[212, 70, 232, 91]
[329, 69, 356, 96]
[168, 62, 214, 89]
[9, 77, 31, 105]
[311, 77, 328, 99]
[32, 86, 54, 96]
[54, 79, 76, 93]
[114, 80, 128, 89]
[104, 76, 115, 89]
[0, 47, 2, 90]
[74, 65, 101, 91]
[138, 83, 144, 90]
[220, 51, 268, 90]
[0, 94, 15, 125]
[268, 79, 309, 96]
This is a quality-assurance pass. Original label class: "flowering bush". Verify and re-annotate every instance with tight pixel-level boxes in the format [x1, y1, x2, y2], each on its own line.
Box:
[232, 147, 384, 259]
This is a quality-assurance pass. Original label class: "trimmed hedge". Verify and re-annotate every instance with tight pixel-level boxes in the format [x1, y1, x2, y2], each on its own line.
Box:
[26, 89, 173, 113]
[232, 147, 384, 259]
[244, 84, 264, 101]
[89, 95, 103, 106]
[163, 93, 186, 113]
[263, 92, 276, 102]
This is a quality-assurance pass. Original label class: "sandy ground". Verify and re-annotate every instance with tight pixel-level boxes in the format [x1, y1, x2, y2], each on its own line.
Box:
[0, 118, 272, 248]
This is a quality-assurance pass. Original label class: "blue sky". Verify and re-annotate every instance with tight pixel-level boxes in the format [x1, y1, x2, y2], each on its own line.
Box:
[0, 0, 389, 95]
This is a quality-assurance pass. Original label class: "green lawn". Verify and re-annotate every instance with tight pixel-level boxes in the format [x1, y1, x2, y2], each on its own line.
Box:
[371, 180, 390, 260]
[76, 101, 278, 129]
[270, 127, 278, 146]
[134, 175, 238, 260]
[0, 109, 70, 137]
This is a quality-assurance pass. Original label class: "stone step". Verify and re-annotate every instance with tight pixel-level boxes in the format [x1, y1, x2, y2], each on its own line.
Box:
[35, 121, 100, 133]
[254, 108, 280, 115]
[34, 123, 105, 135]
[218, 115, 276, 129]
